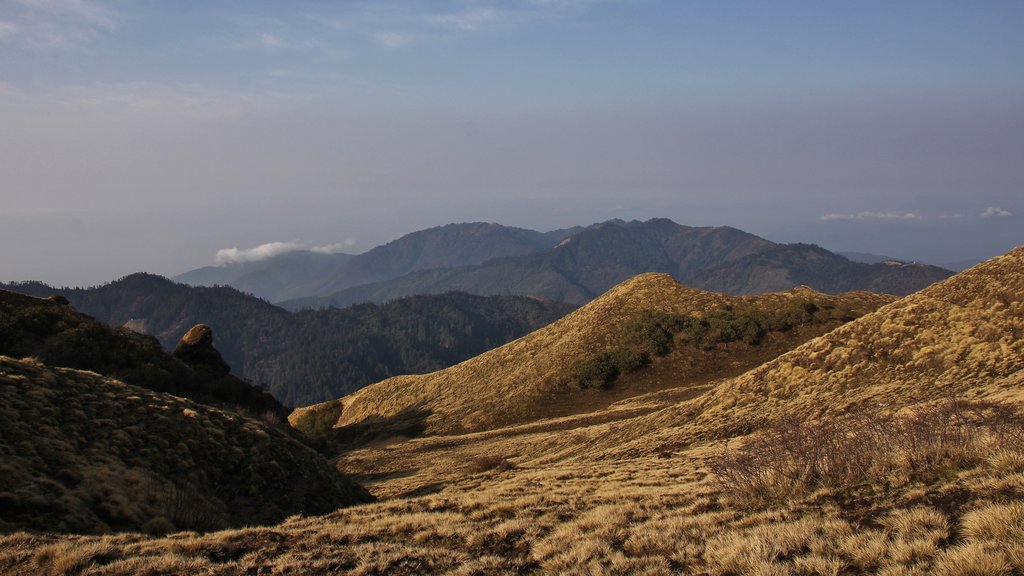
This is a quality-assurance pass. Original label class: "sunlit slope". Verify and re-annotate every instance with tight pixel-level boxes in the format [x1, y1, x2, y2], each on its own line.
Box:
[293, 274, 893, 436]
[597, 244, 1024, 458]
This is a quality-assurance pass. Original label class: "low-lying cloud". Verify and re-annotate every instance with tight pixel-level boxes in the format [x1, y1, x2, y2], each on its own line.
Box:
[820, 211, 921, 222]
[822, 207, 1016, 223]
[214, 239, 356, 264]
[981, 207, 1013, 218]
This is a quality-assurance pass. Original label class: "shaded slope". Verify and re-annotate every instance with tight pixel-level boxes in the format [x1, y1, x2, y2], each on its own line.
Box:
[0, 288, 284, 418]
[0, 356, 372, 535]
[312, 222, 560, 296]
[293, 274, 893, 438]
[174, 222, 560, 302]
[3, 277, 574, 406]
[174, 251, 354, 303]
[694, 243, 954, 295]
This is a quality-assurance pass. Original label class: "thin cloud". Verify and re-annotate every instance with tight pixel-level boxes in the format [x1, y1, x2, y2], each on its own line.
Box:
[4, 0, 115, 51]
[59, 81, 282, 119]
[0, 20, 18, 40]
[981, 207, 1013, 218]
[820, 211, 922, 222]
[373, 30, 413, 48]
[427, 8, 502, 32]
[12, 0, 115, 29]
[259, 32, 284, 48]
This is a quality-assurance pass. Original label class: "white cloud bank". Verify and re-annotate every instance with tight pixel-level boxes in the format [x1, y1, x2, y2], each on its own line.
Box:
[981, 207, 1013, 218]
[311, 240, 357, 254]
[820, 211, 921, 222]
[214, 240, 356, 264]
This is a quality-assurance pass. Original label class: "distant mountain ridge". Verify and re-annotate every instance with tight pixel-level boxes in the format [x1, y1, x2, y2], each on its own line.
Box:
[2, 275, 574, 406]
[282, 219, 952, 309]
[174, 219, 952, 309]
[175, 222, 576, 302]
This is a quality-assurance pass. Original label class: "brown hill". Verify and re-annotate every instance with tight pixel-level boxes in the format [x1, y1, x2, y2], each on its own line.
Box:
[0, 356, 372, 536]
[292, 274, 893, 439]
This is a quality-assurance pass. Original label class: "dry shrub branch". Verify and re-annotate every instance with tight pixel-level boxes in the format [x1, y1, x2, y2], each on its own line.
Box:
[711, 399, 1024, 504]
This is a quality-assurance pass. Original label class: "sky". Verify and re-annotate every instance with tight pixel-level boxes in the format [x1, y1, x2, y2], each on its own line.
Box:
[1, 0, 1022, 286]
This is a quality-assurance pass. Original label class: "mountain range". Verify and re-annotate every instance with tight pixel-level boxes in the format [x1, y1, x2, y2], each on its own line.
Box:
[2, 275, 574, 406]
[175, 222, 580, 303]
[172, 219, 951, 309]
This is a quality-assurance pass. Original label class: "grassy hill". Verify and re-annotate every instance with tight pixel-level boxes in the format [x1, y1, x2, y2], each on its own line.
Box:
[0, 356, 372, 536]
[593, 243, 1024, 460]
[292, 274, 893, 439]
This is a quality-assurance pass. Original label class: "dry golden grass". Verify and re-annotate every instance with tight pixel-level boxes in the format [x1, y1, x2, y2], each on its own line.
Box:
[4, 246, 1024, 574]
[6, 412, 1023, 575]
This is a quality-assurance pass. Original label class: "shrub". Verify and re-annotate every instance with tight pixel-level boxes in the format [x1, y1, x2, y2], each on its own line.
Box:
[574, 349, 650, 389]
[623, 311, 688, 355]
[466, 456, 516, 474]
[710, 399, 1024, 505]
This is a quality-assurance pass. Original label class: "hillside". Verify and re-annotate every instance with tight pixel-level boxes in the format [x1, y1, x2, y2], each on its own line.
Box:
[292, 274, 893, 438]
[9, 246, 1022, 575]
[3, 276, 574, 406]
[695, 243, 954, 296]
[175, 222, 566, 302]
[287, 219, 950, 309]
[0, 288, 285, 418]
[174, 250, 354, 304]
[0, 356, 371, 535]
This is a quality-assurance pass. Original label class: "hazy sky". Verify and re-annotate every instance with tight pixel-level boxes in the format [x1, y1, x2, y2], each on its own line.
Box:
[1, 0, 1022, 286]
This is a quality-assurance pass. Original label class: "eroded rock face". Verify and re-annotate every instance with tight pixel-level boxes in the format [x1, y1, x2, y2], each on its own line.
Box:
[173, 324, 230, 378]
[180, 324, 213, 347]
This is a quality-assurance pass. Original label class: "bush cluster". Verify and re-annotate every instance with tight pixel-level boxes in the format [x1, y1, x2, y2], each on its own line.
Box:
[574, 300, 857, 390]
[574, 349, 650, 389]
[710, 399, 1024, 505]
